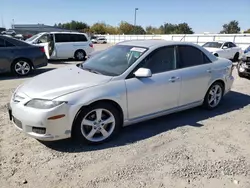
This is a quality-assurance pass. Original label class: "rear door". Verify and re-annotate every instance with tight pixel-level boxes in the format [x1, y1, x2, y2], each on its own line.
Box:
[0, 38, 15, 73]
[177, 45, 213, 106]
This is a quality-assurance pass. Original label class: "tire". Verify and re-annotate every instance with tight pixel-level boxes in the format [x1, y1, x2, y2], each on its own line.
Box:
[11, 59, 32, 76]
[233, 52, 239, 62]
[72, 103, 122, 144]
[74, 50, 86, 61]
[203, 82, 224, 110]
[237, 62, 246, 78]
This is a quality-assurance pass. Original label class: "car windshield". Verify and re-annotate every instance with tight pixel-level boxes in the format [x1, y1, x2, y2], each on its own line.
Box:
[202, 42, 223, 48]
[25, 33, 42, 42]
[80, 45, 147, 76]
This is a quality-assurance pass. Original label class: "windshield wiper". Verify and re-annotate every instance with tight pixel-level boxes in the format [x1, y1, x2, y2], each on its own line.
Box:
[81, 67, 103, 75]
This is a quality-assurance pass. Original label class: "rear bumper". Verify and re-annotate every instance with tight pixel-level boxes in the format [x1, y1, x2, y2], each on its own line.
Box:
[33, 56, 48, 69]
[224, 75, 234, 95]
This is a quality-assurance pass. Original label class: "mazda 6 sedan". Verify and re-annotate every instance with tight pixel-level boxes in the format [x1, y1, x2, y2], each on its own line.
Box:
[8, 40, 234, 144]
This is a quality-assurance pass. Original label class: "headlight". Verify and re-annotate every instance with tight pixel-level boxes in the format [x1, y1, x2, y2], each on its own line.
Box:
[25, 99, 65, 109]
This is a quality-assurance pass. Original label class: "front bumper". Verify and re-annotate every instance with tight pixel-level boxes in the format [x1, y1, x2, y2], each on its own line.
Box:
[7, 96, 72, 141]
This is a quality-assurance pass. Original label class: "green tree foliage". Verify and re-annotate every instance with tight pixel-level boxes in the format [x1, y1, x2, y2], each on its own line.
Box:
[145, 26, 163, 34]
[244, 29, 250, 33]
[159, 23, 194, 34]
[220, 20, 241, 34]
[55, 20, 89, 31]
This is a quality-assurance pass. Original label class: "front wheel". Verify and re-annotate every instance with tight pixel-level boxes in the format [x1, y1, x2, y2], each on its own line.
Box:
[203, 82, 224, 110]
[72, 103, 122, 144]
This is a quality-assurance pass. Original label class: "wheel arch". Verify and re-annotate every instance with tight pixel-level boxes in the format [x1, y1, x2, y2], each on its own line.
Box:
[207, 79, 225, 96]
[11, 57, 34, 69]
[72, 99, 124, 132]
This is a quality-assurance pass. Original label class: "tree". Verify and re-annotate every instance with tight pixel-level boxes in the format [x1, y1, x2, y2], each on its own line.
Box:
[134, 25, 146, 34]
[220, 20, 241, 34]
[118, 21, 145, 34]
[175, 23, 194, 34]
[118, 21, 134, 34]
[159, 22, 194, 34]
[90, 22, 107, 34]
[244, 29, 250, 33]
[55, 20, 89, 31]
[146, 26, 163, 34]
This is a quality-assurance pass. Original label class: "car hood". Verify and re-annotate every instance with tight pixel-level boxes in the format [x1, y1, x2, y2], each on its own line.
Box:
[18, 65, 112, 99]
[204, 47, 221, 53]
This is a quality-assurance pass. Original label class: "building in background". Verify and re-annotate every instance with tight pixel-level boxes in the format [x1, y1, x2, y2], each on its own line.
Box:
[12, 24, 76, 37]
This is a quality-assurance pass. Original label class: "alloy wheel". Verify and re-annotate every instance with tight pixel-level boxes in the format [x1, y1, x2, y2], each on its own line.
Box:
[80, 108, 116, 142]
[208, 84, 223, 108]
[14, 61, 31, 75]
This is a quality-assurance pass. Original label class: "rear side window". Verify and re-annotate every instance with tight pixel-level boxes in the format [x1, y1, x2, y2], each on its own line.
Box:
[77, 34, 88, 42]
[5, 40, 15, 47]
[0, 39, 5, 47]
[178, 45, 211, 68]
[55, 34, 71, 43]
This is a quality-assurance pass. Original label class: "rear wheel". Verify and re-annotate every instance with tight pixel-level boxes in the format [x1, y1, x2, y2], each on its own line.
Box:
[12, 59, 32, 76]
[74, 50, 86, 61]
[72, 103, 122, 144]
[203, 82, 224, 110]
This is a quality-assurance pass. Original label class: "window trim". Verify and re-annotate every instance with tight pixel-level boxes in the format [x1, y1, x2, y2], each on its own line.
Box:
[126, 45, 177, 79]
[176, 45, 212, 69]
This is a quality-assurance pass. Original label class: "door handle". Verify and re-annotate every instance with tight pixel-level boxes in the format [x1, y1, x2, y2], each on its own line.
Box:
[207, 69, 212, 73]
[169, 76, 179, 82]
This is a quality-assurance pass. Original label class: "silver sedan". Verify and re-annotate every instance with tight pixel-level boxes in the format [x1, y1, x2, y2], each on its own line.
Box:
[8, 40, 234, 144]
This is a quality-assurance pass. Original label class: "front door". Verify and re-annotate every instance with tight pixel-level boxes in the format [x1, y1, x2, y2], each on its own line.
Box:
[125, 46, 181, 120]
[177, 45, 213, 106]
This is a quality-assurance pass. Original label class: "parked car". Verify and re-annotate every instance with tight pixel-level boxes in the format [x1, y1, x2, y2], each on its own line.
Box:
[25, 32, 94, 61]
[237, 45, 250, 78]
[202, 41, 242, 62]
[7, 40, 234, 144]
[0, 35, 48, 76]
[1, 29, 16, 36]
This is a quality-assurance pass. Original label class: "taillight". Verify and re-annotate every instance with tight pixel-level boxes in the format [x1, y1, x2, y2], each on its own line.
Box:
[89, 43, 93, 48]
[39, 47, 45, 53]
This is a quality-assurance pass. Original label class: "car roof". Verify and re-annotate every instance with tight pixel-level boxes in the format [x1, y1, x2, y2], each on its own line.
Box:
[0, 35, 31, 46]
[117, 39, 201, 48]
[38, 32, 87, 35]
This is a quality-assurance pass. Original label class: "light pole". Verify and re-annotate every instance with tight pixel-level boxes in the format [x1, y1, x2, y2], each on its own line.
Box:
[134, 8, 139, 34]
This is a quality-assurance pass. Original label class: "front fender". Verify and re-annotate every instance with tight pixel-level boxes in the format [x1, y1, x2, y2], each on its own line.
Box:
[56, 80, 128, 128]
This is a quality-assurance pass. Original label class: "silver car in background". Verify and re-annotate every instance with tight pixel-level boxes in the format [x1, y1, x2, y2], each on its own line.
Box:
[8, 40, 234, 144]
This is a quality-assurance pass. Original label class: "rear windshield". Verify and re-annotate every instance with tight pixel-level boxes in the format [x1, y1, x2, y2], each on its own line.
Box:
[5, 37, 31, 46]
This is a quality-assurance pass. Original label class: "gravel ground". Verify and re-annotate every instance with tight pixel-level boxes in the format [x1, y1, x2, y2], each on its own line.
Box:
[1, 44, 250, 188]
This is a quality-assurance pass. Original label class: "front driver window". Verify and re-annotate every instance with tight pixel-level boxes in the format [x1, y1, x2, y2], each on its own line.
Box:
[142, 46, 176, 74]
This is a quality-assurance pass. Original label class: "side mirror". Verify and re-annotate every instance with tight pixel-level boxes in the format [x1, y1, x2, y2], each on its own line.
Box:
[222, 46, 228, 49]
[134, 68, 152, 78]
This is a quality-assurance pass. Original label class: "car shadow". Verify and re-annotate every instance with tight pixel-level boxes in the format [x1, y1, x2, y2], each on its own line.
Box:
[48, 59, 83, 64]
[0, 68, 55, 81]
[40, 91, 250, 153]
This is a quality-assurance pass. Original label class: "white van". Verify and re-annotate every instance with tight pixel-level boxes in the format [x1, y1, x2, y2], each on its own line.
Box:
[25, 32, 94, 60]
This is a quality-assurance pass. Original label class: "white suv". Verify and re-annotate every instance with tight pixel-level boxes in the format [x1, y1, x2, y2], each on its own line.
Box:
[25, 32, 94, 60]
